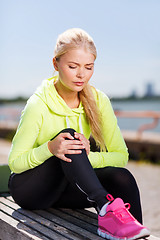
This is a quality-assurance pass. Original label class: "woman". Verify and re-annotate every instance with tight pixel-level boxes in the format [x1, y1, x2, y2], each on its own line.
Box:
[8, 28, 150, 239]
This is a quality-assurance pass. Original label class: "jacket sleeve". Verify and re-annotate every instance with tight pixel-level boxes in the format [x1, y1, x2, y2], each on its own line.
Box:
[8, 97, 53, 173]
[88, 91, 128, 168]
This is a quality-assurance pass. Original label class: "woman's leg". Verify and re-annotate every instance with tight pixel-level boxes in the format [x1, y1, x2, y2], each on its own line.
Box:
[95, 167, 143, 223]
[60, 128, 108, 209]
[54, 165, 143, 223]
[8, 156, 69, 210]
[8, 128, 108, 210]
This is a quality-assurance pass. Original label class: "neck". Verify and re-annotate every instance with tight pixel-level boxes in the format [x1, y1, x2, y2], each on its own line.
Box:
[54, 81, 80, 108]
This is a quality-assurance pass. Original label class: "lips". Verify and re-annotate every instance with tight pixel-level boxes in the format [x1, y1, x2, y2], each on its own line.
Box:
[74, 82, 84, 86]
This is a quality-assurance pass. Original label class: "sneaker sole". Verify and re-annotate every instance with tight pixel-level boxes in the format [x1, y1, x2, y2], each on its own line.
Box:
[97, 227, 150, 240]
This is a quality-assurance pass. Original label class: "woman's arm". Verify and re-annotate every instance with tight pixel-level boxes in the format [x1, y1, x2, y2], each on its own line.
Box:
[8, 97, 53, 173]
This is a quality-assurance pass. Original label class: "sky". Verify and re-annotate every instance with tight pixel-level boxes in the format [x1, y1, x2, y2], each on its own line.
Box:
[1, 0, 160, 98]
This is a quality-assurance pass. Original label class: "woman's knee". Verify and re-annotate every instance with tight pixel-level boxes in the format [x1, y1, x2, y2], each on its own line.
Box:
[96, 166, 138, 190]
[110, 168, 139, 193]
[60, 128, 76, 137]
[114, 167, 137, 186]
[51, 128, 76, 140]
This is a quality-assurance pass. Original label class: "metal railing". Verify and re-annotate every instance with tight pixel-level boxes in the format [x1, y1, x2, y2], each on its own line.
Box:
[115, 111, 160, 138]
[1, 108, 160, 138]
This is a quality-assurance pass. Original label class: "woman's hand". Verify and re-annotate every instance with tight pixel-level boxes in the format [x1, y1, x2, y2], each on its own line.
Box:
[74, 132, 90, 156]
[48, 132, 85, 162]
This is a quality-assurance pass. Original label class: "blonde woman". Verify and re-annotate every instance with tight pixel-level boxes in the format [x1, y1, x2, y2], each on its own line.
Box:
[8, 28, 150, 239]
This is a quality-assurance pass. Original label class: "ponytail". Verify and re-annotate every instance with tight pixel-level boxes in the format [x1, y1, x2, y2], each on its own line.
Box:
[79, 84, 106, 151]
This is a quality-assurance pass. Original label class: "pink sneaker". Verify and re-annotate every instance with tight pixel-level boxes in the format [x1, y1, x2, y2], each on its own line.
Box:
[98, 194, 150, 240]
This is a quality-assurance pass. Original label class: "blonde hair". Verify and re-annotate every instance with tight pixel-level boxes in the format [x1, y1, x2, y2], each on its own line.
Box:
[54, 28, 105, 150]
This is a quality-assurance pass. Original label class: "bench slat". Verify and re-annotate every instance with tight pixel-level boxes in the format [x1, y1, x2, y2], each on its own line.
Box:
[47, 208, 99, 238]
[76, 208, 97, 219]
[0, 210, 49, 240]
[0, 201, 69, 240]
[59, 208, 97, 226]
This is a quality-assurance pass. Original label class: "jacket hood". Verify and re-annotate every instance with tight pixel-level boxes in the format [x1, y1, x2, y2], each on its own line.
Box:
[34, 76, 85, 117]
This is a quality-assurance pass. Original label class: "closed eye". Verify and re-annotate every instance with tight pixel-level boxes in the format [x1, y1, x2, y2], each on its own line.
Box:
[86, 66, 93, 70]
[69, 65, 77, 69]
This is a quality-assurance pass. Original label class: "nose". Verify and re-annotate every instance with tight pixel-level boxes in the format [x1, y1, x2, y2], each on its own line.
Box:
[76, 68, 85, 79]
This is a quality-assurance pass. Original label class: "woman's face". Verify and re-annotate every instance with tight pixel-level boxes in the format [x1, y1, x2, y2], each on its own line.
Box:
[54, 48, 95, 93]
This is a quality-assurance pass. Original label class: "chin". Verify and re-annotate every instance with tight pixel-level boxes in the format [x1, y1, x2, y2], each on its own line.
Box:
[75, 87, 85, 92]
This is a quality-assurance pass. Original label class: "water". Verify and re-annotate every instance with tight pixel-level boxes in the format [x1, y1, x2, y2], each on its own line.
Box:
[111, 99, 160, 132]
[0, 102, 25, 123]
[0, 100, 160, 132]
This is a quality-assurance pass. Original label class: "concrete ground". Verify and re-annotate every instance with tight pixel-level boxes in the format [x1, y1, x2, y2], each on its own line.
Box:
[0, 138, 160, 238]
[127, 161, 160, 238]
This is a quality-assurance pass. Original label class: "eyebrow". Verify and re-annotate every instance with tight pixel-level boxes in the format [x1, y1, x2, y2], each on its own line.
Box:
[68, 61, 94, 66]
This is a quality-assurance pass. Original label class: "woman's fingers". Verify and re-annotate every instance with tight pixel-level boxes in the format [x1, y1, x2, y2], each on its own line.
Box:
[59, 132, 74, 140]
[74, 132, 82, 140]
[65, 141, 84, 149]
[74, 132, 90, 155]
[59, 155, 72, 162]
[74, 132, 89, 144]
[57, 149, 82, 163]
[65, 149, 82, 154]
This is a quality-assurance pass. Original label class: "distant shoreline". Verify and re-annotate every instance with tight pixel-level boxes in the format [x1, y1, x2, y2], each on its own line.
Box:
[0, 97, 28, 104]
[111, 96, 160, 101]
[0, 95, 160, 104]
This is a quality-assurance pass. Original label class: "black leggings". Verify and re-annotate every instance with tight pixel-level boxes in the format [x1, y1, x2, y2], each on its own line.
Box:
[8, 128, 142, 223]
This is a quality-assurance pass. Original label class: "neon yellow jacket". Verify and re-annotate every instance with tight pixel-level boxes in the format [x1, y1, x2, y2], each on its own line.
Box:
[8, 77, 128, 173]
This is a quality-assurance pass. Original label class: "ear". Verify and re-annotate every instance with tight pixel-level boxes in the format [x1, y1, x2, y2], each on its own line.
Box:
[53, 57, 58, 71]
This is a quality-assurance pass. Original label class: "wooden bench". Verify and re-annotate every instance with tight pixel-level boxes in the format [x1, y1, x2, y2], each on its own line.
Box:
[0, 194, 101, 240]
[0, 195, 158, 240]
